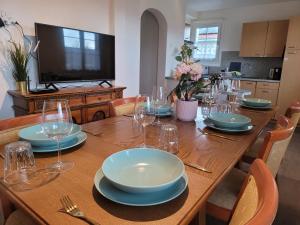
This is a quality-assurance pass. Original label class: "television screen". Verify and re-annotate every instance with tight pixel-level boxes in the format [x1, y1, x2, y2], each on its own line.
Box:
[35, 23, 115, 83]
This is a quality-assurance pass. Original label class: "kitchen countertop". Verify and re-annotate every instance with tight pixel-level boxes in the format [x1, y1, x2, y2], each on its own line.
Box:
[232, 77, 281, 83]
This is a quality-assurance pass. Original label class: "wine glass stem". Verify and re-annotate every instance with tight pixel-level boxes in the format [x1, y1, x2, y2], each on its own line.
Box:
[56, 139, 62, 164]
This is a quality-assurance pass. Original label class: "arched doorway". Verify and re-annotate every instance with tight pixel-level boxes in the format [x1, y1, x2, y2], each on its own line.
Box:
[139, 9, 167, 95]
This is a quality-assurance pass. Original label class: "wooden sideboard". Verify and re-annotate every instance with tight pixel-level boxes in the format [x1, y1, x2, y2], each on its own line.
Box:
[7, 86, 126, 124]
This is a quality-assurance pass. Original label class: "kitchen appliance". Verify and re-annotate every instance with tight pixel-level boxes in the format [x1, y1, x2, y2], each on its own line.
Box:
[268, 68, 282, 80]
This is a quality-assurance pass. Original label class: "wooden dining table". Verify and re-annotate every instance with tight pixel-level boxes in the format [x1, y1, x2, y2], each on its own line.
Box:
[0, 106, 276, 225]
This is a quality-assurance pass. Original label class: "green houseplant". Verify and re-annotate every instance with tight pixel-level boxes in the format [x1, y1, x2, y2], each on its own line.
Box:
[170, 43, 204, 121]
[9, 42, 30, 93]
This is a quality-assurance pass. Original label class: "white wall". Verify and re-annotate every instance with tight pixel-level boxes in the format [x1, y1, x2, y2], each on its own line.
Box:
[193, 1, 300, 52]
[114, 0, 186, 96]
[0, 0, 114, 119]
[0, 0, 186, 118]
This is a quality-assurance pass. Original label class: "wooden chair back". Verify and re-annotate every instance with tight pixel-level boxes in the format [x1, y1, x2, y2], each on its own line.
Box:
[0, 114, 43, 146]
[229, 159, 278, 225]
[109, 97, 145, 117]
[258, 115, 294, 176]
[285, 101, 300, 128]
[0, 114, 43, 131]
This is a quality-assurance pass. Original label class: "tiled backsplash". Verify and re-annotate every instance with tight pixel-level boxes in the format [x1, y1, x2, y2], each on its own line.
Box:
[208, 51, 283, 79]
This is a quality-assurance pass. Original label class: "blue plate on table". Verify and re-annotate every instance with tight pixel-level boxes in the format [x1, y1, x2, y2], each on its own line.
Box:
[208, 112, 251, 128]
[94, 168, 188, 206]
[204, 119, 253, 133]
[156, 111, 172, 117]
[242, 98, 271, 107]
[155, 105, 172, 114]
[31, 132, 87, 153]
[240, 102, 272, 109]
[19, 124, 82, 147]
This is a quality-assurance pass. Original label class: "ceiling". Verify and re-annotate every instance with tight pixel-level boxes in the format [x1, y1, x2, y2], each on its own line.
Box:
[186, 0, 298, 13]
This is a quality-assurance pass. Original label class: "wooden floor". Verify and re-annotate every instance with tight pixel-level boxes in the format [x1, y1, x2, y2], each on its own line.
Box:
[207, 126, 300, 225]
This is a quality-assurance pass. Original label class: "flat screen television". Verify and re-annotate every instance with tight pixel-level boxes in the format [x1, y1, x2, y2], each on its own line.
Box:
[35, 23, 115, 83]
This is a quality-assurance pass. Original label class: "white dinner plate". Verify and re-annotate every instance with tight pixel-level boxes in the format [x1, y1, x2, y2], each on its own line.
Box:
[94, 168, 188, 206]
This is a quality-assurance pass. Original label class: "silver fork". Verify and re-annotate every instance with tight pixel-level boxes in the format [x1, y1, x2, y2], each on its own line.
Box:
[60, 195, 100, 225]
[198, 128, 236, 141]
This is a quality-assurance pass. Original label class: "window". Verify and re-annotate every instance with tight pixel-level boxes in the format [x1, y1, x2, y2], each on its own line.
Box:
[193, 24, 221, 63]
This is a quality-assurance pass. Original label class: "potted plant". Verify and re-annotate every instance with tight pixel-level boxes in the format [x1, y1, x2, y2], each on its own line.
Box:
[170, 43, 204, 121]
[9, 42, 30, 93]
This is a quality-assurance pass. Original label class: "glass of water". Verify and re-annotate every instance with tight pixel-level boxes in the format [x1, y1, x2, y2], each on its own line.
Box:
[159, 124, 179, 154]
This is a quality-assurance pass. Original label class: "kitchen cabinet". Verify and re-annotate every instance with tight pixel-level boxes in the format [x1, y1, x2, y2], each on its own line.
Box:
[239, 20, 289, 57]
[286, 16, 300, 50]
[241, 80, 280, 105]
[240, 22, 268, 57]
[255, 88, 278, 106]
[265, 20, 289, 57]
[277, 16, 300, 120]
[277, 49, 300, 117]
[240, 81, 256, 97]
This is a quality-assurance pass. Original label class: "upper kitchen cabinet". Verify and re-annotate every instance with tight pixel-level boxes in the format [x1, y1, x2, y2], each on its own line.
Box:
[240, 22, 268, 57]
[265, 20, 289, 57]
[239, 20, 289, 57]
[286, 16, 300, 50]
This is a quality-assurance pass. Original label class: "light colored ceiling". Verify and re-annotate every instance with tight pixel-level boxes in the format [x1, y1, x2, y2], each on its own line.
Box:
[186, 0, 297, 13]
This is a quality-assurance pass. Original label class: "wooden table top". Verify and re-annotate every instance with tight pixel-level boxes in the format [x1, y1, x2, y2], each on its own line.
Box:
[0, 107, 276, 225]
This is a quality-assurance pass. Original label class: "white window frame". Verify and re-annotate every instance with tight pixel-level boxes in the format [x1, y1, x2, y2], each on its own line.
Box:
[191, 20, 223, 66]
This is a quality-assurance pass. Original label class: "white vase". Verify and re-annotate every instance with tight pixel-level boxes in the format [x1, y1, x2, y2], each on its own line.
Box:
[176, 99, 198, 121]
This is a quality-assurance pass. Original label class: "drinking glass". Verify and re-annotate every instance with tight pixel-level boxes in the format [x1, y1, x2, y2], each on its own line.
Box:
[4, 141, 36, 185]
[159, 124, 179, 154]
[42, 99, 74, 172]
[231, 79, 241, 92]
[134, 95, 156, 147]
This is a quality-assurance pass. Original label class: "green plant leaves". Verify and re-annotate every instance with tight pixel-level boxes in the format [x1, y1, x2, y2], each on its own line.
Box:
[9, 42, 30, 82]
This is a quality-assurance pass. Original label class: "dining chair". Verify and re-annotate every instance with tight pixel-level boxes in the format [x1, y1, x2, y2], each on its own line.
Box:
[0, 113, 42, 131]
[228, 159, 278, 225]
[109, 96, 145, 117]
[242, 101, 300, 167]
[207, 115, 292, 222]
[0, 114, 43, 225]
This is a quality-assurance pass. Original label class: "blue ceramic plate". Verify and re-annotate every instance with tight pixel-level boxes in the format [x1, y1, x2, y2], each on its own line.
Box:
[208, 112, 251, 128]
[19, 123, 81, 147]
[102, 148, 185, 193]
[204, 119, 253, 133]
[240, 102, 272, 109]
[156, 111, 172, 117]
[31, 132, 87, 153]
[94, 168, 188, 206]
[155, 105, 172, 114]
[242, 98, 271, 107]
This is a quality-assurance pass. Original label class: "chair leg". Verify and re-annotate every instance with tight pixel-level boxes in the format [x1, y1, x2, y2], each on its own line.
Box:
[206, 202, 231, 222]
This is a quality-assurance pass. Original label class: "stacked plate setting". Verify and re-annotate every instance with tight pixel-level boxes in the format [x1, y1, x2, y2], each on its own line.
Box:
[18, 124, 87, 152]
[154, 104, 173, 117]
[240, 98, 272, 109]
[94, 148, 188, 206]
[205, 112, 253, 132]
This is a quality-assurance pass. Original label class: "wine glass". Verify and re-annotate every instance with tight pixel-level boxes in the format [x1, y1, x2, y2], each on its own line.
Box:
[42, 99, 74, 172]
[134, 95, 156, 147]
[153, 86, 167, 125]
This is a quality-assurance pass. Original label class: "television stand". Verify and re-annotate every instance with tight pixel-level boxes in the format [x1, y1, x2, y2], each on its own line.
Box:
[45, 82, 59, 91]
[99, 80, 112, 87]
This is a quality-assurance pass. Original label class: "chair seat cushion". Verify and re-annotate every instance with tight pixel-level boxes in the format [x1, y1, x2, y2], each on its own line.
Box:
[208, 168, 247, 210]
